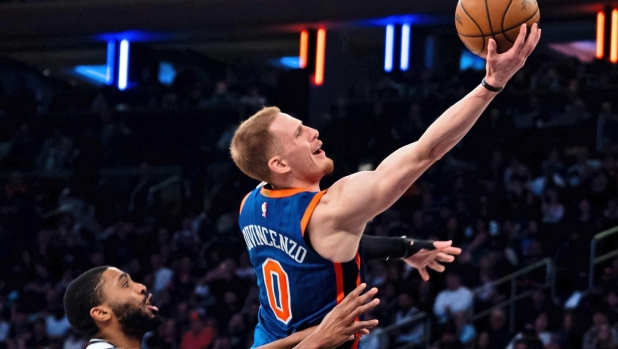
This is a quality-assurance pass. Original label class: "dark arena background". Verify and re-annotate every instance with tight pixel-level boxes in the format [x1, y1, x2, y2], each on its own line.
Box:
[0, 0, 617, 348]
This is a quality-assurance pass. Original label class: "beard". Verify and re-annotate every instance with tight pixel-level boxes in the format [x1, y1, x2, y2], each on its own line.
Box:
[323, 157, 335, 175]
[111, 302, 162, 340]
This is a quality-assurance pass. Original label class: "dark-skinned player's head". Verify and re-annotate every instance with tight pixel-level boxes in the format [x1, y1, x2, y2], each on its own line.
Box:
[63, 266, 162, 340]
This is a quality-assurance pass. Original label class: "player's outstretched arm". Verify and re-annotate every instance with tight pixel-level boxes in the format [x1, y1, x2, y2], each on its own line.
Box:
[360, 236, 462, 281]
[315, 24, 541, 240]
[255, 284, 380, 349]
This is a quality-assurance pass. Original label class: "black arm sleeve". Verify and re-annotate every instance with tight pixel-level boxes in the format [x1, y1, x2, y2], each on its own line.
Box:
[360, 235, 436, 261]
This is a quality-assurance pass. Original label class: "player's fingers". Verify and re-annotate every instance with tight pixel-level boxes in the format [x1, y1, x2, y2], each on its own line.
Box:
[432, 240, 452, 250]
[356, 287, 378, 305]
[352, 298, 380, 318]
[418, 267, 430, 281]
[436, 252, 455, 263]
[343, 283, 367, 303]
[443, 246, 462, 255]
[338, 284, 367, 312]
[486, 39, 498, 59]
[428, 261, 446, 273]
[358, 329, 371, 336]
[351, 319, 379, 333]
[525, 25, 541, 57]
[522, 23, 539, 56]
[511, 23, 527, 54]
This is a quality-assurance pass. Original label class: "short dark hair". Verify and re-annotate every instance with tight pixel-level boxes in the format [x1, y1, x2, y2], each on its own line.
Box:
[63, 266, 109, 337]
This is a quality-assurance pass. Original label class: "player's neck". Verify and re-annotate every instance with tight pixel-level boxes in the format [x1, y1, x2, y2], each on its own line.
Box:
[270, 177, 320, 192]
[99, 330, 143, 349]
[266, 180, 320, 191]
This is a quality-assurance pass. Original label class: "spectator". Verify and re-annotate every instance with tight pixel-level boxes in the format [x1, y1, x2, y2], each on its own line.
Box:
[556, 311, 582, 349]
[145, 319, 178, 349]
[453, 311, 476, 348]
[487, 308, 512, 349]
[587, 324, 618, 349]
[392, 293, 424, 346]
[508, 312, 554, 349]
[150, 254, 174, 296]
[45, 305, 71, 340]
[430, 322, 464, 349]
[476, 332, 489, 349]
[583, 310, 618, 349]
[25, 318, 50, 349]
[178, 311, 216, 349]
[517, 288, 559, 329]
[62, 328, 88, 349]
[541, 189, 565, 223]
[433, 273, 474, 324]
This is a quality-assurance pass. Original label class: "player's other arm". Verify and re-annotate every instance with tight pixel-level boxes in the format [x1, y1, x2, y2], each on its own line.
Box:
[255, 284, 379, 349]
[319, 24, 542, 234]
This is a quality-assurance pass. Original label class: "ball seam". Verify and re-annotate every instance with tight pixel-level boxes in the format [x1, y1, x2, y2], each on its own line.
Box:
[459, 0, 486, 55]
[501, 0, 516, 44]
[484, 0, 499, 52]
[457, 8, 539, 38]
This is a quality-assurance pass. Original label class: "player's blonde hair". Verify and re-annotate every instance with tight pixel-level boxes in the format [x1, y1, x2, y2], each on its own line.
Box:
[230, 107, 281, 182]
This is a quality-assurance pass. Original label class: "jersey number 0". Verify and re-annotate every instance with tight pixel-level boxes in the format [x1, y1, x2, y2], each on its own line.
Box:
[262, 258, 292, 324]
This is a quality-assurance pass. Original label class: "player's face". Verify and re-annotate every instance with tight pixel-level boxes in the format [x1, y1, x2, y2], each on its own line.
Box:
[100, 268, 162, 338]
[269, 113, 333, 183]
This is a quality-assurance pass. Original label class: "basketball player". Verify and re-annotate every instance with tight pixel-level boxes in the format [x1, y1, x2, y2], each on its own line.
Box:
[231, 23, 541, 348]
[63, 266, 380, 349]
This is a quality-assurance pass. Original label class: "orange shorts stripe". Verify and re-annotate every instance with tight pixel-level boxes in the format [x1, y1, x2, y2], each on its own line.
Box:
[300, 190, 327, 236]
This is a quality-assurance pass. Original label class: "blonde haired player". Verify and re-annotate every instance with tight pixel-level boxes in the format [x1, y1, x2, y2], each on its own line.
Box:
[232, 23, 541, 348]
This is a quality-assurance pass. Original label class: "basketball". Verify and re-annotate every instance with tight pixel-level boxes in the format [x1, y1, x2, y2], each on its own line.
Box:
[455, 0, 540, 58]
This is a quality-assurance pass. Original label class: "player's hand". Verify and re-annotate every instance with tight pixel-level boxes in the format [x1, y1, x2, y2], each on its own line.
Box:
[307, 284, 380, 349]
[484, 22, 541, 88]
[403, 240, 462, 281]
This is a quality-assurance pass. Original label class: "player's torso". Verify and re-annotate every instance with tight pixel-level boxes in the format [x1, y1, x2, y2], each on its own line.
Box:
[238, 187, 363, 347]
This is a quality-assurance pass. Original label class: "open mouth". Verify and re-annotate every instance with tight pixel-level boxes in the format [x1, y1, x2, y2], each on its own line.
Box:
[313, 144, 324, 155]
[144, 294, 159, 313]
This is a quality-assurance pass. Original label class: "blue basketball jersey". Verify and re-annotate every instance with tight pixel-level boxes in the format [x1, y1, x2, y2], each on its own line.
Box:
[238, 186, 363, 349]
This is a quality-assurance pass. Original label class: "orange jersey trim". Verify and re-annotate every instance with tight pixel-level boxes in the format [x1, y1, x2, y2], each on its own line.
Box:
[260, 187, 312, 198]
[355, 253, 361, 286]
[239, 193, 251, 214]
[300, 190, 327, 237]
[334, 262, 345, 303]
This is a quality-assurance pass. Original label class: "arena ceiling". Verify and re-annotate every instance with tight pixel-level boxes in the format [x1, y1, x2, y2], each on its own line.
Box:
[0, 0, 604, 45]
[0, 0, 604, 70]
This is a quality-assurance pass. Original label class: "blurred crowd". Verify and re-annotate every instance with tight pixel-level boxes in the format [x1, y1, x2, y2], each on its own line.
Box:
[1, 54, 618, 349]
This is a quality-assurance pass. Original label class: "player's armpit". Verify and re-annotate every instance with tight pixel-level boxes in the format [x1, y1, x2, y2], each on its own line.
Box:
[314, 142, 435, 234]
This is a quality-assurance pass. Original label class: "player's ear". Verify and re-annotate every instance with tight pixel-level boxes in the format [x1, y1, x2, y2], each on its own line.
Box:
[90, 305, 113, 323]
[268, 156, 291, 175]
